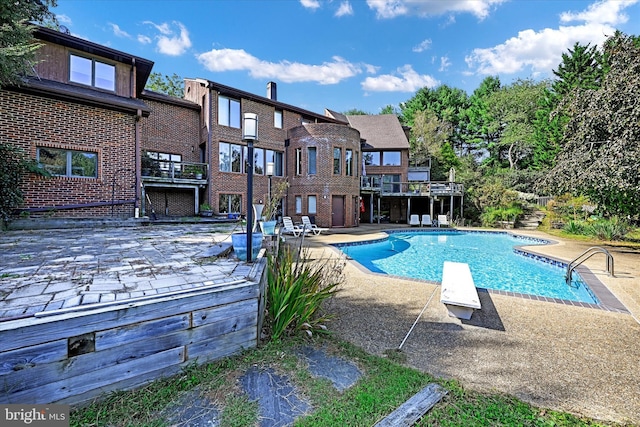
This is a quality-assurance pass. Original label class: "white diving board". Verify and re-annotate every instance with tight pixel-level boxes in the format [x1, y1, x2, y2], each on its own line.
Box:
[440, 261, 481, 320]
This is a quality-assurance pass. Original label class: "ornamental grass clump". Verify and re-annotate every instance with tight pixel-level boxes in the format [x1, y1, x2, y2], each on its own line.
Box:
[266, 245, 344, 340]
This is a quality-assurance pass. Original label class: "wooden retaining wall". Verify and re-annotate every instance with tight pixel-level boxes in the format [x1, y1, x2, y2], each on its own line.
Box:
[0, 259, 266, 405]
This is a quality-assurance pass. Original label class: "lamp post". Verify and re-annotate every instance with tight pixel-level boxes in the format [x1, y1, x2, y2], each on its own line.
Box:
[266, 161, 274, 209]
[243, 113, 258, 262]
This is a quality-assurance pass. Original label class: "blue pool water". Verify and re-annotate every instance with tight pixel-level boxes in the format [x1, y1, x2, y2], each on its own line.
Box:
[336, 231, 598, 304]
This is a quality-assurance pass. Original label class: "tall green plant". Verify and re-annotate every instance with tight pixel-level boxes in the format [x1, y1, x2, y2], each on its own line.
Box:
[266, 245, 343, 340]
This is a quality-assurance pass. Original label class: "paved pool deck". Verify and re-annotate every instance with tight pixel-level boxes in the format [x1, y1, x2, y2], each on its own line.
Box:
[305, 224, 640, 425]
[0, 222, 638, 425]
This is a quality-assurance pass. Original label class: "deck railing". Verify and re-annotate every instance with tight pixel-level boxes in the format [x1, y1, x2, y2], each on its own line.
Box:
[361, 177, 463, 196]
[142, 159, 209, 181]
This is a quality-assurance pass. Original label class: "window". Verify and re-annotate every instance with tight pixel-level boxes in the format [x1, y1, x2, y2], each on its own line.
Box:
[308, 195, 317, 214]
[383, 151, 401, 166]
[219, 142, 243, 173]
[296, 148, 302, 175]
[219, 194, 242, 214]
[37, 147, 97, 178]
[218, 95, 240, 128]
[363, 151, 381, 166]
[333, 147, 342, 175]
[254, 148, 264, 175]
[266, 150, 284, 176]
[274, 110, 283, 128]
[70, 54, 115, 91]
[308, 147, 317, 175]
[295, 196, 302, 214]
[345, 149, 353, 176]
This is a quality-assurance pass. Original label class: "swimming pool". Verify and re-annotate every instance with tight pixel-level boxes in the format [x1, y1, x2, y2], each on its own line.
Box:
[335, 230, 599, 304]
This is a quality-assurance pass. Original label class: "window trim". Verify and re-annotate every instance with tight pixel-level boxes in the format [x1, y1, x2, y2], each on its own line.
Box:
[37, 146, 98, 178]
[333, 147, 342, 175]
[218, 95, 241, 128]
[307, 147, 317, 175]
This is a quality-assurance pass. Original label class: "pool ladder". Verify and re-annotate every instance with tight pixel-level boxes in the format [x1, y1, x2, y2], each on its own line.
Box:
[565, 246, 614, 287]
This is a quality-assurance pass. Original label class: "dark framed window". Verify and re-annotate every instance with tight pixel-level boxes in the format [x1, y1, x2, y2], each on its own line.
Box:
[218, 95, 240, 128]
[308, 147, 317, 175]
[219, 194, 242, 214]
[345, 149, 353, 176]
[333, 147, 342, 175]
[69, 54, 115, 91]
[363, 151, 381, 166]
[37, 147, 98, 178]
[296, 148, 302, 175]
[266, 150, 284, 176]
[383, 151, 401, 166]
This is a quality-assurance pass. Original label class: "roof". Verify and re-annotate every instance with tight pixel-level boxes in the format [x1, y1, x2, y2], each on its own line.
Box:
[187, 78, 345, 125]
[34, 26, 154, 97]
[346, 114, 410, 150]
[141, 90, 200, 110]
[16, 77, 151, 116]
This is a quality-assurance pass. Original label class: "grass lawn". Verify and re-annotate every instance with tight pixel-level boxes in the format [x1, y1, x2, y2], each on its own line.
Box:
[70, 336, 618, 427]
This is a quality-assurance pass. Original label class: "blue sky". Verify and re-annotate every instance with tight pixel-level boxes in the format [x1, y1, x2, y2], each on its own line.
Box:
[53, 0, 640, 115]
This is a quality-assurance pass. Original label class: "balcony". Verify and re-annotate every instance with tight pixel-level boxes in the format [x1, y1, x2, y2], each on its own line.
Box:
[361, 177, 463, 197]
[141, 159, 209, 184]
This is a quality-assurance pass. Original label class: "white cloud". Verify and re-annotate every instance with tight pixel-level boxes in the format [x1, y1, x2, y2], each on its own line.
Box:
[197, 49, 365, 84]
[366, 0, 505, 19]
[465, 0, 638, 76]
[300, 0, 321, 10]
[143, 21, 192, 56]
[361, 65, 439, 92]
[336, 1, 354, 17]
[439, 56, 451, 72]
[109, 23, 130, 38]
[56, 14, 72, 25]
[412, 39, 432, 53]
[137, 35, 152, 44]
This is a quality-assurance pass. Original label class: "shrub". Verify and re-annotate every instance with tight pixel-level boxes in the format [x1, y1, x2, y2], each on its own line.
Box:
[563, 220, 588, 235]
[587, 217, 631, 241]
[266, 245, 344, 340]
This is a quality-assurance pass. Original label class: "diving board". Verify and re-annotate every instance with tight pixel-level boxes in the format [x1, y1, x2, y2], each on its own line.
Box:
[440, 261, 481, 320]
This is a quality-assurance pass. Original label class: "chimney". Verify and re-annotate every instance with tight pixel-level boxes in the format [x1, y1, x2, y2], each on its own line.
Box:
[267, 81, 277, 101]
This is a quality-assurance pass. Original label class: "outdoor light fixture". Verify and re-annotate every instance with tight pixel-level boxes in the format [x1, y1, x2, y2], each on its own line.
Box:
[243, 113, 258, 262]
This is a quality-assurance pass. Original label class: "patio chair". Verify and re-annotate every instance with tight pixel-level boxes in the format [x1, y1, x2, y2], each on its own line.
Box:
[409, 214, 420, 226]
[437, 215, 450, 228]
[301, 216, 329, 235]
[421, 214, 432, 227]
[282, 217, 310, 237]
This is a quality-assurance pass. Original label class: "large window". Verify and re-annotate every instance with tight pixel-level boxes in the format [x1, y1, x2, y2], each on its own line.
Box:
[219, 142, 243, 173]
[37, 147, 97, 178]
[70, 54, 115, 91]
[219, 194, 242, 214]
[308, 147, 317, 175]
[363, 151, 380, 166]
[383, 151, 401, 166]
[345, 149, 353, 176]
[295, 196, 302, 214]
[333, 147, 342, 175]
[266, 150, 284, 176]
[308, 195, 317, 214]
[218, 95, 240, 128]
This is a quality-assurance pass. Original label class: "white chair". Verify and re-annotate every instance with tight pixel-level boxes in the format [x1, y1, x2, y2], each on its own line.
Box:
[409, 214, 420, 226]
[437, 215, 450, 228]
[282, 217, 310, 237]
[301, 216, 329, 235]
[421, 214, 432, 227]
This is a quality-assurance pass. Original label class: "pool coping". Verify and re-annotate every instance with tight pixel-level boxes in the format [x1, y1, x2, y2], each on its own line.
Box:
[331, 228, 629, 313]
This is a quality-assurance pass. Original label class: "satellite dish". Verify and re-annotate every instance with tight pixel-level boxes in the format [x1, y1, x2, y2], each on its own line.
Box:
[59, 25, 70, 35]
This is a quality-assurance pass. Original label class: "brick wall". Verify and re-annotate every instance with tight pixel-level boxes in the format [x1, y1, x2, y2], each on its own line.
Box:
[0, 89, 137, 218]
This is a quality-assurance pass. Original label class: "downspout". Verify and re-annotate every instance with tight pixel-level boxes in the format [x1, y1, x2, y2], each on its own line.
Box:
[207, 83, 212, 207]
[135, 108, 142, 215]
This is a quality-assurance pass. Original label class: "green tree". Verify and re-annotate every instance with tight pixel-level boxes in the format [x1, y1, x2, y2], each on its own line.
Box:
[379, 104, 398, 115]
[539, 32, 640, 217]
[484, 79, 546, 170]
[342, 108, 369, 115]
[145, 72, 184, 97]
[552, 42, 604, 95]
[0, 0, 57, 88]
[0, 143, 49, 227]
[463, 76, 501, 158]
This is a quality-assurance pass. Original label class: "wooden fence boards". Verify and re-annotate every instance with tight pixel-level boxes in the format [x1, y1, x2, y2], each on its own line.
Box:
[0, 263, 265, 405]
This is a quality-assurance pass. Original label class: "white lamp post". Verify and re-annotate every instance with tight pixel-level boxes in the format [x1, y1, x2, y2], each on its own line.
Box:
[266, 161, 274, 210]
[243, 113, 258, 262]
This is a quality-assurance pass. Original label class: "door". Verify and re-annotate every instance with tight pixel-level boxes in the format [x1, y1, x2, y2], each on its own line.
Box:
[332, 195, 345, 227]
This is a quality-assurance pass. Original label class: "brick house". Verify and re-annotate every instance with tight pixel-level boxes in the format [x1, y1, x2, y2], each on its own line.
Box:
[182, 79, 362, 228]
[3, 26, 462, 227]
[0, 26, 153, 218]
